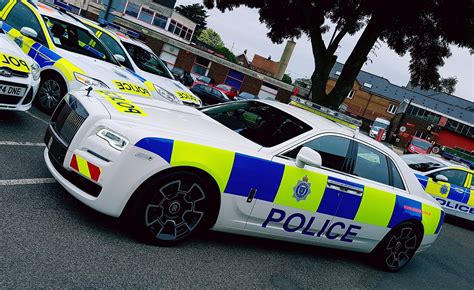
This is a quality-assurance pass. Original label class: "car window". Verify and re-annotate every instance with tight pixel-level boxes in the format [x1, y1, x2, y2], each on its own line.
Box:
[202, 85, 212, 93]
[0, 0, 9, 11]
[43, 16, 117, 64]
[353, 143, 390, 185]
[202, 101, 311, 147]
[83, 24, 134, 70]
[122, 42, 173, 79]
[5, 3, 47, 45]
[283, 135, 351, 172]
[212, 89, 228, 99]
[389, 160, 405, 190]
[428, 169, 468, 187]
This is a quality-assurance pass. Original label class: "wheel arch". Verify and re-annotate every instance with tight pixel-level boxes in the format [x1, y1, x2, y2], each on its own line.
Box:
[40, 68, 69, 90]
[375, 218, 425, 252]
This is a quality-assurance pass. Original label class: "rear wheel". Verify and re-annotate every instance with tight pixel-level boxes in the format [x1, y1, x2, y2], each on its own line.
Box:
[36, 72, 66, 114]
[127, 171, 216, 246]
[372, 222, 422, 272]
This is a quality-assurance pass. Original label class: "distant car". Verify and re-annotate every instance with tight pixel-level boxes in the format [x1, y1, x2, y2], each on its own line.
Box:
[235, 92, 258, 101]
[171, 67, 194, 87]
[215, 84, 239, 99]
[190, 84, 229, 105]
[405, 137, 433, 154]
[193, 75, 216, 86]
[369, 117, 390, 140]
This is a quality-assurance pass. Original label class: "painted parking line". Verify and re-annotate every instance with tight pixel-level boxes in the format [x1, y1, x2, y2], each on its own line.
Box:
[24, 110, 49, 125]
[0, 178, 56, 186]
[0, 141, 45, 146]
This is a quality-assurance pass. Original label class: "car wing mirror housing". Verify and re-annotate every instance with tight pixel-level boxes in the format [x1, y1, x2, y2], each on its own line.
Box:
[434, 174, 448, 183]
[20, 27, 38, 39]
[295, 147, 322, 168]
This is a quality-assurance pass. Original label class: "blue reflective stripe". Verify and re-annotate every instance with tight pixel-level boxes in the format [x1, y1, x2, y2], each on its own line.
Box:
[435, 211, 445, 234]
[1, 21, 12, 32]
[225, 153, 284, 202]
[415, 174, 428, 189]
[388, 195, 422, 228]
[135, 137, 174, 163]
[447, 186, 467, 203]
[317, 186, 342, 216]
[126, 68, 147, 83]
[29, 42, 60, 67]
[316, 176, 363, 219]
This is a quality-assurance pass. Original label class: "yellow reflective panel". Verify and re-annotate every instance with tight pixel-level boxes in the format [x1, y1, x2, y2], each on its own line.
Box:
[98, 91, 148, 116]
[176, 91, 201, 105]
[76, 154, 91, 179]
[421, 203, 441, 235]
[170, 141, 235, 192]
[113, 80, 151, 98]
[425, 179, 450, 198]
[273, 166, 327, 212]
[54, 58, 85, 81]
[0, 53, 31, 73]
[467, 190, 474, 207]
[354, 187, 396, 227]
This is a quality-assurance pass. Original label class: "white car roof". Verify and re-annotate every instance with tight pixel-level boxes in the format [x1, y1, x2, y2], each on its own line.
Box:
[36, 2, 89, 31]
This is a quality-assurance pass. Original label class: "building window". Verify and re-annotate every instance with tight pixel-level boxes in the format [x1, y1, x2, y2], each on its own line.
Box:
[335, 71, 341, 76]
[168, 20, 177, 33]
[387, 104, 398, 114]
[191, 56, 210, 76]
[124, 2, 140, 18]
[185, 29, 193, 40]
[414, 130, 429, 139]
[363, 82, 372, 88]
[138, 7, 154, 24]
[346, 90, 355, 99]
[153, 14, 167, 29]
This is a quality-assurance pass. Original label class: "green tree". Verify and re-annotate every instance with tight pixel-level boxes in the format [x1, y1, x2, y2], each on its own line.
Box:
[216, 46, 238, 63]
[197, 28, 225, 48]
[203, 0, 474, 109]
[175, 4, 209, 39]
[282, 74, 292, 84]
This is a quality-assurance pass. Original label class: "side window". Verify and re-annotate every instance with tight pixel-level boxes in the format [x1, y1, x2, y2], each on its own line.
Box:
[389, 160, 405, 190]
[428, 169, 468, 187]
[0, 0, 9, 11]
[284, 135, 351, 172]
[5, 3, 46, 44]
[353, 143, 390, 185]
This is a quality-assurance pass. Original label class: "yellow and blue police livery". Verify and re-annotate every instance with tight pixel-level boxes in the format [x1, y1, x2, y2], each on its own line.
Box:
[0, 24, 40, 111]
[414, 166, 473, 221]
[44, 91, 444, 271]
[0, 0, 156, 113]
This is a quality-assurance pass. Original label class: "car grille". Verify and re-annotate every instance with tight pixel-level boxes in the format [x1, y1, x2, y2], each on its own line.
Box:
[51, 97, 88, 146]
[0, 95, 21, 105]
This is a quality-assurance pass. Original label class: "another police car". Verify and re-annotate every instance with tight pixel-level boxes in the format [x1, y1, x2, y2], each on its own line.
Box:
[402, 154, 473, 222]
[44, 92, 444, 271]
[0, 0, 157, 113]
[79, 19, 202, 107]
[0, 22, 40, 111]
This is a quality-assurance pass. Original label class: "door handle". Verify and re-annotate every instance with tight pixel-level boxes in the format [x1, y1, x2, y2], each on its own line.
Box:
[326, 180, 363, 196]
[454, 188, 464, 193]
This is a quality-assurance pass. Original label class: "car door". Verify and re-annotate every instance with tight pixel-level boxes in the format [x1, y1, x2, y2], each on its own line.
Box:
[426, 168, 469, 216]
[244, 134, 354, 245]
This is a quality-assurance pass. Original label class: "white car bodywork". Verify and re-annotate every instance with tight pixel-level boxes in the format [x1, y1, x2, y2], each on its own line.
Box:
[44, 89, 444, 256]
[0, 29, 40, 111]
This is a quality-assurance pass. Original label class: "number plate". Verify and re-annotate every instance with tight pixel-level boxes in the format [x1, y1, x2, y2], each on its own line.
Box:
[0, 84, 26, 97]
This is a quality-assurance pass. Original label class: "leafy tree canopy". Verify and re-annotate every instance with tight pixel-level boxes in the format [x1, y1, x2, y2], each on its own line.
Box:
[175, 4, 209, 38]
[203, 0, 474, 109]
[282, 74, 293, 84]
[216, 46, 238, 63]
[197, 28, 225, 48]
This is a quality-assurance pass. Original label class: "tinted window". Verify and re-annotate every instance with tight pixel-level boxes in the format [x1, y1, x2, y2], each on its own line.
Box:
[284, 135, 351, 172]
[202, 101, 311, 147]
[389, 160, 405, 190]
[353, 143, 390, 185]
[5, 3, 47, 44]
[122, 42, 172, 79]
[0, 0, 9, 11]
[429, 169, 467, 187]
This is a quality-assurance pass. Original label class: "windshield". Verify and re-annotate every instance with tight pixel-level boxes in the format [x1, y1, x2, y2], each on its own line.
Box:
[401, 154, 445, 171]
[43, 16, 117, 64]
[122, 42, 173, 79]
[238, 92, 257, 99]
[201, 101, 311, 147]
[217, 84, 231, 91]
[411, 138, 431, 150]
[372, 121, 389, 129]
[198, 76, 212, 83]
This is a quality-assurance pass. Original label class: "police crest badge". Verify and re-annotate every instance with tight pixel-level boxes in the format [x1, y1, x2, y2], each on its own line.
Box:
[440, 184, 449, 195]
[293, 176, 311, 201]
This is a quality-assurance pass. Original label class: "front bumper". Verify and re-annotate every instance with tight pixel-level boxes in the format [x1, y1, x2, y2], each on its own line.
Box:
[0, 76, 40, 111]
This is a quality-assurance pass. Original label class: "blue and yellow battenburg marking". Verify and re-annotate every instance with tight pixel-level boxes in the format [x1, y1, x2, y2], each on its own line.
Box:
[135, 137, 444, 236]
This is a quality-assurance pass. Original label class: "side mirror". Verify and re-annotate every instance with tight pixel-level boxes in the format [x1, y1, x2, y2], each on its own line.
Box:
[434, 174, 448, 183]
[295, 147, 322, 168]
[114, 54, 126, 63]
[20, 27, 38, 39]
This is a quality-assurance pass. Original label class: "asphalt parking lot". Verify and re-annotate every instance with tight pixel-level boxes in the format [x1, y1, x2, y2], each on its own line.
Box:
[1, 108, 473, 288]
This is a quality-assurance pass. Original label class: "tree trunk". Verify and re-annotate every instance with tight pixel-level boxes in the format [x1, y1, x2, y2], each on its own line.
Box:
[311, 54, 337, 104]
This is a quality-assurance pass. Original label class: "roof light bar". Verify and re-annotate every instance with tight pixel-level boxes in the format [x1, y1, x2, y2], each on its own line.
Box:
[289, 96, 362, 129]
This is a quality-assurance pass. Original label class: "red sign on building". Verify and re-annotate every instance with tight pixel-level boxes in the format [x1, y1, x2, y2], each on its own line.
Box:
[438, 117, 448, 127]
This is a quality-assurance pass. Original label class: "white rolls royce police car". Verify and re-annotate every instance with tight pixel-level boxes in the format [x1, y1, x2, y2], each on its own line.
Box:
[44, 92, 444, 271]
[0, 22, 40, 110]
[0, 0, 158, 113]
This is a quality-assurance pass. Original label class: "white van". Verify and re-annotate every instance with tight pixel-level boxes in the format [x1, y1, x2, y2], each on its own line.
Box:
[369, 117, 390, 140]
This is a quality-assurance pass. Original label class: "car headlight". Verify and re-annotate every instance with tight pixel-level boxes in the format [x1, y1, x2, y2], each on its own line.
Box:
[74, 72, 109, 88]
[31, 63, 40, 81]
[97, 128, 129, 151]
[153, 84, 181, 104]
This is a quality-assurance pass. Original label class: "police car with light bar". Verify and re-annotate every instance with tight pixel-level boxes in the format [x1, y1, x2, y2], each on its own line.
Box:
[0, 22, 40, 111]
[44, 91, 444, 271]
[78, 18, 202, 107]
[0, 0, 161, 113]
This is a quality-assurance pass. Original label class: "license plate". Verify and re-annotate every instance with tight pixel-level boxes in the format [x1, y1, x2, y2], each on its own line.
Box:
[0, 84, 26, 97]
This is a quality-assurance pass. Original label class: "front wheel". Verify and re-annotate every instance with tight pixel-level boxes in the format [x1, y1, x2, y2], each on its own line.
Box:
[372, 222, 422, 272]
[36, 73, 66, 114]
[127, 171, 215, 246]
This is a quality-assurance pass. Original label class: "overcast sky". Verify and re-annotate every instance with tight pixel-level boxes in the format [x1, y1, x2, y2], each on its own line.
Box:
[176, 1, 473, 101]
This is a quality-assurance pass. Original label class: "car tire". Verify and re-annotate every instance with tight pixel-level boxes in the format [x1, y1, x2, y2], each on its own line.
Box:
[36, 72, 66, 115]
[127, 170, 216, 246]
[371, 222, 422, 272]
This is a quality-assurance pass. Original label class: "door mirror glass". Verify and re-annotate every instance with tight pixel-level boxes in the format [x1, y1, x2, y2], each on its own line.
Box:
[114, 54, 126, 63]
[20, 27, 38, 39]
[434, 174, 449, 183]
[295, 147, 322, 168]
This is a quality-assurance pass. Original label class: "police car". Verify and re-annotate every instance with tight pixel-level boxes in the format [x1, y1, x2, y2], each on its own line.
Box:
[0, 0, 158, 113]
[402, 154, 473, 222]
[78, 19, 202, 107]
[0, 22, 40, 111]
[44, 92, 444, 271]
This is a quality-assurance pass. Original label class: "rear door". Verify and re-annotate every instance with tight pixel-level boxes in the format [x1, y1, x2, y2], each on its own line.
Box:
[245, 134, 353, 244]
